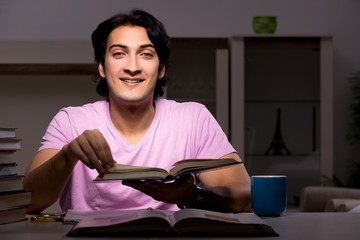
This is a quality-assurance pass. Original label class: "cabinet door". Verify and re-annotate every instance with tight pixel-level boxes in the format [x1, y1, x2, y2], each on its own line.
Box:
[166, 38, 229, 136]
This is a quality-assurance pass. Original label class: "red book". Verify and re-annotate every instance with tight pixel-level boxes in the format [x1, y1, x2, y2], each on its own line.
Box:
[0, 138, 22, 151]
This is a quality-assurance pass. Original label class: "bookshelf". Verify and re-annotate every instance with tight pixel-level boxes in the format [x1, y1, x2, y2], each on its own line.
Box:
[230, 36, 333, 202]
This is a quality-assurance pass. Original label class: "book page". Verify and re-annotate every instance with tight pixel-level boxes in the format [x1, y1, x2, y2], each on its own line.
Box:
[95, 158, 242, 181]
[72, 209, 171, 229]
[64, 209, 141, 224]
[169, 158, 241, 176]
[172, 208, 265, 225]
[95, 164, 170, 180]
[171, 209, 277, 235]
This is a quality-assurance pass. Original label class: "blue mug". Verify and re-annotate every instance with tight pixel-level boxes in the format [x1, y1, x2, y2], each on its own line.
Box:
[251, 175, 287, 216]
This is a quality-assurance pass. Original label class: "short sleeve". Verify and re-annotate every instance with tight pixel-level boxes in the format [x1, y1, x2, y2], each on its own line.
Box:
[194, 107, 236, 159]
[38, 109, 74, 151]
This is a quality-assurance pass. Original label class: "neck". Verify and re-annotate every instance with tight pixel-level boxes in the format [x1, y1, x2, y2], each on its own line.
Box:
[109, 98, 156, 145]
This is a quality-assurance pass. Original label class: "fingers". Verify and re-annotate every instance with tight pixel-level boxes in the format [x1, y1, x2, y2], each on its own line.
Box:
[174, 175, 194, 185]
[123, 180, 169, 202]
[85, 130, 115, 169]
[122, 175, 195, 204]
[64, 129, 115, 174]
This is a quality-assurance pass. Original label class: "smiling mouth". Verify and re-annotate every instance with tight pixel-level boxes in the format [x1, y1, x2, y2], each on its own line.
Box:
[121, 79, 144, 83]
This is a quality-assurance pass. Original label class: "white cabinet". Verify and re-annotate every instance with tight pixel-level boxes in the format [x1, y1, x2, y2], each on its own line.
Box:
[230, 36, 333, 202]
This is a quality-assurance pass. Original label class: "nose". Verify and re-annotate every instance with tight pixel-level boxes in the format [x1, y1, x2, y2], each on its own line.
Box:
[124, 54, 141, 75]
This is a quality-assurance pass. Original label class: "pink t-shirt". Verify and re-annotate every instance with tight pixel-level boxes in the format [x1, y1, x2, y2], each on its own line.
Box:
[39, 99, 235, 211]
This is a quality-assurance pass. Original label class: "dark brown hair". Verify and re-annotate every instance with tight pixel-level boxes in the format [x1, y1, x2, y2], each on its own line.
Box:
[91, 9, 170, 100]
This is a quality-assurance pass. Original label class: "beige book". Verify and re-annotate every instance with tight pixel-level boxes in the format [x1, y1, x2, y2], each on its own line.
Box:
[66, 208, 278, 237]
[95, 158, 242, 181]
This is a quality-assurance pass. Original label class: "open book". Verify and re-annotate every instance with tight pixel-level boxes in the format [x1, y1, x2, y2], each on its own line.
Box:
[66, 208, 278, 237]
[95, 158, 242, 181]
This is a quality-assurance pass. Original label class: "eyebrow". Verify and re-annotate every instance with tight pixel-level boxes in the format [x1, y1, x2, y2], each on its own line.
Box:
[109, 44, 156, 51]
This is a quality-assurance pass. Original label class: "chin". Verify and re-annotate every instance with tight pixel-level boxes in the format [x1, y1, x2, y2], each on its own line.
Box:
[112, 95, 152, 104]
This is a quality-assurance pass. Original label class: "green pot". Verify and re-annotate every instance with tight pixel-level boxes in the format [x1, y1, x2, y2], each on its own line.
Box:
[253, 16, 277, 34]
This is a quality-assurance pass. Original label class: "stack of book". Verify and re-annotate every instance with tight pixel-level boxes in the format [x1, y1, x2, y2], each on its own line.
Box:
[0, 127, 31, 225]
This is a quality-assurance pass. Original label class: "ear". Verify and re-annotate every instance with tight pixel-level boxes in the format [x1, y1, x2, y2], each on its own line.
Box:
[158, 64, 166, 79]
[98, 63, 106, 78]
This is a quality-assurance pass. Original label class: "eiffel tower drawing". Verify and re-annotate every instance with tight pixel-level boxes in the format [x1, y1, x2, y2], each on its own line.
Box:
[265, 108, 291, 155]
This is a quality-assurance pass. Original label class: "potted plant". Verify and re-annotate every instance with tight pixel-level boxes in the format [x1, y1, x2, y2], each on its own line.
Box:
[321, 72, 360, 188]
[346, 71, 360, 188]
[347, 72, 360, 144]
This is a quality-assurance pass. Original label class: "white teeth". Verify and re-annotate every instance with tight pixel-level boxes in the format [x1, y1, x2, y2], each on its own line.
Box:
[124, 79, 140, 83]
[123, 79, 142, 83]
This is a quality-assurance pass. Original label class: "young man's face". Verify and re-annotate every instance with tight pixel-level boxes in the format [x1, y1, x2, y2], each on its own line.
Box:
[99, 25, 165, 105]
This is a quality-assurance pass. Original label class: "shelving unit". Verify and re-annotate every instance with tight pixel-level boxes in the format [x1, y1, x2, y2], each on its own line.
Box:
[230, 36, 333, 202]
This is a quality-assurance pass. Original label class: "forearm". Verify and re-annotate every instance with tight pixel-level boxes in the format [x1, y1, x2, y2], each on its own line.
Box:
[201, 182, 251, 213]
[196, 153, 251, 212]
[23, 149, 78, 213]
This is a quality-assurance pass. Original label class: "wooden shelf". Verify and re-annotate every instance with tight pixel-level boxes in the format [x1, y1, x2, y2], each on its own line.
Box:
[0, 64, 98, 75]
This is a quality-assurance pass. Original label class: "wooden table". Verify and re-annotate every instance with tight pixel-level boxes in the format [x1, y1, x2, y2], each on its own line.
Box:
[1, 212, 360, 240]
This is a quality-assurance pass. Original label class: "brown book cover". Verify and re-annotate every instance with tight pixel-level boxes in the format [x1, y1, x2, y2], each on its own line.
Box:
[0, 205, 30, 225]
[0, 190, 32, 210]
[0, 150, 17, 164]
[0, 175, 24, 192]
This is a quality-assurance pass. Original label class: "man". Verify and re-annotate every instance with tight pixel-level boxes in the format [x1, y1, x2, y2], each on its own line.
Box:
[23, 9, 251, 213]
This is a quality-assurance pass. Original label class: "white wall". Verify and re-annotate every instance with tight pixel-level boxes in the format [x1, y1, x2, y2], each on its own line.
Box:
[0, 75, 101, 212]
[0, 0, 360, 210]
